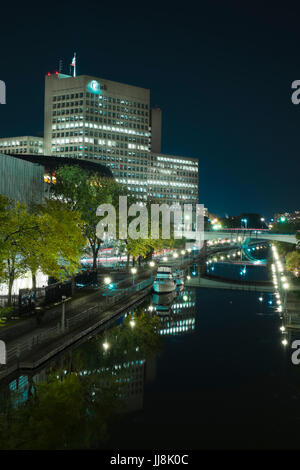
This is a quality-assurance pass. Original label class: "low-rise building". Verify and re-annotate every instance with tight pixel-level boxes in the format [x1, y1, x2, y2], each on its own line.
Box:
[0, 136, 44, 155]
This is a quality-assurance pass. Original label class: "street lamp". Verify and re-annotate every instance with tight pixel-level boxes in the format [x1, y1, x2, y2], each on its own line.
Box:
[241, 218, 248, 229]
[149, 261, 155, 281]
[104, 276, 112, 300]
[131, 267, 137, 287]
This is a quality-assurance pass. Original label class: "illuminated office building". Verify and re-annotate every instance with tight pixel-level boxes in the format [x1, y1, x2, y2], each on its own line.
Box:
[0, 136, 44, 155]
[44, 72, 199, 204]
[147, 153, 198, 205]
[44, 72, 150, 197]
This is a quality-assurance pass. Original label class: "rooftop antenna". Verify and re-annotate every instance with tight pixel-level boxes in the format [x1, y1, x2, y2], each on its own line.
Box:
[71, 52, 77, 77]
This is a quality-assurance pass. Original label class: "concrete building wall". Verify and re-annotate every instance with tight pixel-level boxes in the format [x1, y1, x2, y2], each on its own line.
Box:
[0, 153, 45, 205]
[150, 108, 162, 153]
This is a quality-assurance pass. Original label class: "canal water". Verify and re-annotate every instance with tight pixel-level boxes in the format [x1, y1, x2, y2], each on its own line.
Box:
[1, 250, 300, 450]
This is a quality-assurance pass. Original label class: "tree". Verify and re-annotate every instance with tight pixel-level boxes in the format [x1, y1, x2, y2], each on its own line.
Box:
[0, 197, 37, 305]
[286, 251, 300, 277]
[23, 199, 86, 292]
[53, 166, 127, 270]
[0, 195, 85, 305]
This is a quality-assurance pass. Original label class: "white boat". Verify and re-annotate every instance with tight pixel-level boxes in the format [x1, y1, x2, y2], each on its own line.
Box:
[173, 268, 184, 287]
[153, 266, 176, 293]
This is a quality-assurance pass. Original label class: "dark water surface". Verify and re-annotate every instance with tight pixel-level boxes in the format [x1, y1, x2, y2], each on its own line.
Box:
[1, 256, 300, 450]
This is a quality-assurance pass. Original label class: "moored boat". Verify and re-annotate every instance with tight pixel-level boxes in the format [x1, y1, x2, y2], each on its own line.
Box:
[153, 266, 176, 293]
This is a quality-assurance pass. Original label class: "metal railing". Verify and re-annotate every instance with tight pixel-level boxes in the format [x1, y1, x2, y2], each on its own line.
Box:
[3, 276, 153, 365]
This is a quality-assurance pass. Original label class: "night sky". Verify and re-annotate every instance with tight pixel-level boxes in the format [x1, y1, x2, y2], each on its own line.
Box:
[1, 2, 300, 218]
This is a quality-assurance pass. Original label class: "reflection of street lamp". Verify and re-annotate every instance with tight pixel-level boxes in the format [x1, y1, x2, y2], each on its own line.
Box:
[131, 267, 137, 287]
[283, 282, 289, 316]
[129, 319, 135, 328]
[103, 341, 110, 351]
[61, 295, 66, 332]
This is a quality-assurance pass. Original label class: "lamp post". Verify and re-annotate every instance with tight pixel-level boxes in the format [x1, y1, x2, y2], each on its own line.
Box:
[61, 295, 66, 332]
[131, 267, 137, 287]
[241, 218, 248, 229]
[104, 276, 112, 302]
[149, 261, 155, 281]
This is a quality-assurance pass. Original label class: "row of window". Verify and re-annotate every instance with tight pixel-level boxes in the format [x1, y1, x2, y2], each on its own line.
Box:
[52, 113, 148, 130]
[52, 92, 149, 110]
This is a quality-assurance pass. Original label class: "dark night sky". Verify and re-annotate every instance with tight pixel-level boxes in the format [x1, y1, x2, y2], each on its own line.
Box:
[1, 1, 300, 218]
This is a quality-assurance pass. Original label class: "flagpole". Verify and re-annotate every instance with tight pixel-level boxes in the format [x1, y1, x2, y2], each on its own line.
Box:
[74, 52, 76, 77]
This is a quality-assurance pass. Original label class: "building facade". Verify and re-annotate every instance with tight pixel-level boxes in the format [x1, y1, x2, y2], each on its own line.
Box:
[44, 72, 199, 205]
[44, 72, 151, 197]
[0, 136, 44, 155]
[147, 152, 198, 205]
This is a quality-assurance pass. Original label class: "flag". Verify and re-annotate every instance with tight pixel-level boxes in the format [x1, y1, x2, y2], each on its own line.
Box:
[71, 54, 76, 67]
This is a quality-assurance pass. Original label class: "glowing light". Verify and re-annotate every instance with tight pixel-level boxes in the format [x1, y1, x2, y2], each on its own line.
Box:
[104, 277, 112, 285]
[103, 342, 109, 351]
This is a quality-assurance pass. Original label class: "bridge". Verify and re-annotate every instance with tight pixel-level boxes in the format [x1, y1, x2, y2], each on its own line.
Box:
[178, 230, 297, 245]
[204, 230, 297, 244]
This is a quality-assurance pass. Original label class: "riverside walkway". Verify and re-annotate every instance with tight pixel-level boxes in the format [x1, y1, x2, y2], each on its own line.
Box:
[0, 269, 154, 380]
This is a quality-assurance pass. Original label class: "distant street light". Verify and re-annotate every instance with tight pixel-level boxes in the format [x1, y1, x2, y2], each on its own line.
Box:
[131, 267, 137, 287]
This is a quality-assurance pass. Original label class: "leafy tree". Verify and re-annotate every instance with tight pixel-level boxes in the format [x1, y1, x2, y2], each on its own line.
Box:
[286, 251, 300, 276]
[0, 198, 37, 305]
[23, 199, 86, 292]
[53, 166, 127, 270]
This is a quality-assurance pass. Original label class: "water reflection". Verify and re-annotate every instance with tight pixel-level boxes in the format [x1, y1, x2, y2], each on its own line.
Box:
[0, 287, 197, 450]
[154, 289, 196, 336]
